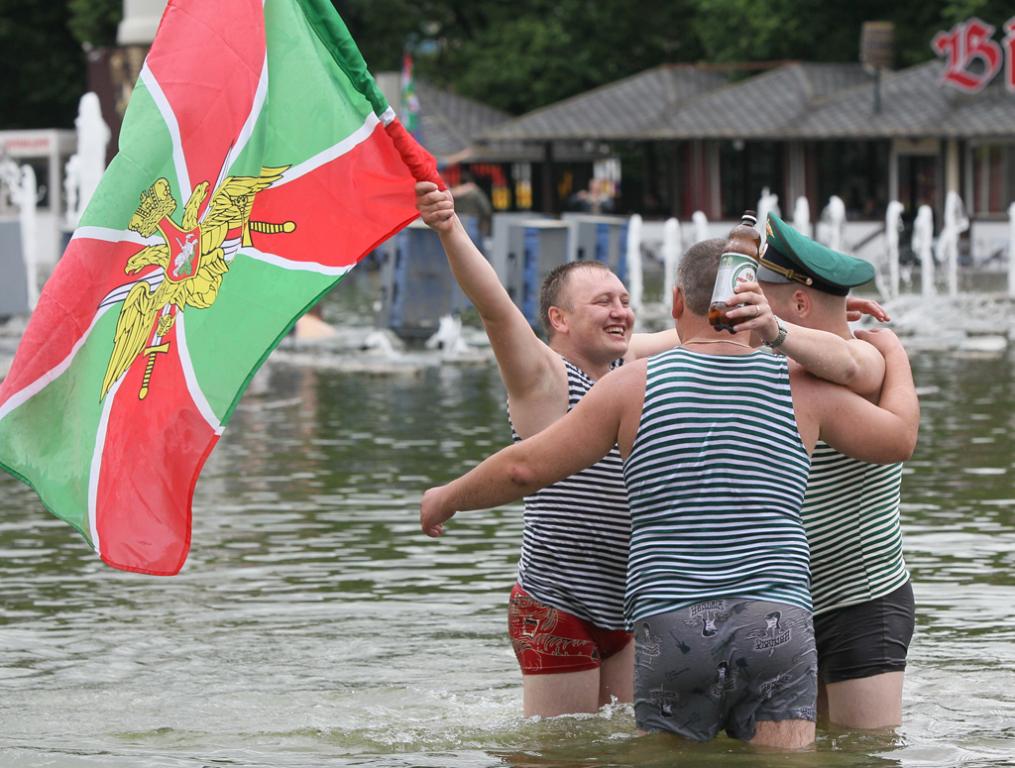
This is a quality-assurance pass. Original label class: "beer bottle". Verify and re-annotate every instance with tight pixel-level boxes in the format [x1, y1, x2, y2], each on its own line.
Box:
[708, 211, 761, 332]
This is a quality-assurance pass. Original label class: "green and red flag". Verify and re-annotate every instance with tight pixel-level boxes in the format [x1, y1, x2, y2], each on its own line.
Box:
[400, 50, 422, 138]
[0, 0, 441, 575]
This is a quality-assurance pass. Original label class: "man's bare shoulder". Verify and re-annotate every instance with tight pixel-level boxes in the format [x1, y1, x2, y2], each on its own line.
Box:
[588, 359, 648, 413]
[846, 334, 889, 364]
[604, 357, 649, 385]
[788, 361, 833, 397]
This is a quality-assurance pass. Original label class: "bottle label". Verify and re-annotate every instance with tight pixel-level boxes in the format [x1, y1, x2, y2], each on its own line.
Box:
[710, 253, 757, 303]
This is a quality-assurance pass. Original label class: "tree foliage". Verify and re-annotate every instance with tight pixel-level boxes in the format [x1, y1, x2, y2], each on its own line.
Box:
[68, 0, 122, 49]
[1, 0, 1010, 131]
[342, 0, 1015, 113]
[0, 0, 86, 128]
[340, 0, 701, 114]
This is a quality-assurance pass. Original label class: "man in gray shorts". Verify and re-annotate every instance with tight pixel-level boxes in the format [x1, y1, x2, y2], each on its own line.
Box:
[635, 600, 817, 741]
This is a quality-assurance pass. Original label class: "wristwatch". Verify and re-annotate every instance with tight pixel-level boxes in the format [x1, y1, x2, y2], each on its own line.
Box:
[765, 317, 788, 350]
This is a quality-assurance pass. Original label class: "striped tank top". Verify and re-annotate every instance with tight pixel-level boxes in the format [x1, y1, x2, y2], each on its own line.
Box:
[510, 358, 630, 630]
[803, 443, 908, 615]
[623, 347, 813, 623]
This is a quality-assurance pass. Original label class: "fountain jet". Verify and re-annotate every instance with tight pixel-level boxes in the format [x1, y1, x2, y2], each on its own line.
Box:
[793, 196, 811, 238]
[913, 205, 936, 298]
[819, 196, 846, 252]
[756, 187, 780, 239]
[1008, 203, 1015, 300]
[885, 201, 905, 300]
[626, 213, 643, 315]
[692, 211, 709, 244]
[662, 217, 681, 310]
[935, 191, 969, 298]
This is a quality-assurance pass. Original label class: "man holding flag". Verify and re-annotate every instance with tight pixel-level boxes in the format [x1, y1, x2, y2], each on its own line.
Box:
[0, 0, 440, 575]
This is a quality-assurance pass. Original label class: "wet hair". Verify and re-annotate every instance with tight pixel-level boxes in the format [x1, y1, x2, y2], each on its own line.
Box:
[676, 238, 726, 316]
[539, 260, 613, 337]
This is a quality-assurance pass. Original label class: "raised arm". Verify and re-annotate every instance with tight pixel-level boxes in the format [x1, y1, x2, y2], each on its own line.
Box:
[727, 281, 886, 396]
[627, 328, 680, 360]
[416, 181, 560, 401]
[797, 329, 919, 463]
[419, 363, 644, 537]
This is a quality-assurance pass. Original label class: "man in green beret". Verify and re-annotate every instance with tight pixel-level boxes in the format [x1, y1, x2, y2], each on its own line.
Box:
[728, 213, 916, 730]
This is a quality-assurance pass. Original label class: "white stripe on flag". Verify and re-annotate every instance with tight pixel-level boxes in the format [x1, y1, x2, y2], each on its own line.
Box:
[140, 64, 191, 201]
[379, 106, 396, 126]
[88, 375, 124, 556]
[277, 112, 381, 187]
[210, 52, 269, 205]
[174, 313, 224, 435]
[0, 306, 116, 422]
[72, 227, 162, 247]
[240, 247, 355, 278]
[99, 270, 164, 309]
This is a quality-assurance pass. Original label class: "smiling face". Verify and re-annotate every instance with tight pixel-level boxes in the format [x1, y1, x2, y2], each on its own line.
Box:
[547, 265, 634, 365]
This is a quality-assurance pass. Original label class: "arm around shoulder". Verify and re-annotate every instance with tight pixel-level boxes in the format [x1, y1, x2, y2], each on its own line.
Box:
[805, 332, 919, 464]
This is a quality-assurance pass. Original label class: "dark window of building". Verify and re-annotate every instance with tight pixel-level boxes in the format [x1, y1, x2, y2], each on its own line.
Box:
[896, 154, 939, 217]
[814, 141, 889, 220]
[972, 143, 1015, 216]
[719, 141, 784, 219]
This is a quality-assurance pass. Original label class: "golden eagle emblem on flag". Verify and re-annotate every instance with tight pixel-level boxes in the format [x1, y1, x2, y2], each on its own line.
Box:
[100, 167, 295, 401]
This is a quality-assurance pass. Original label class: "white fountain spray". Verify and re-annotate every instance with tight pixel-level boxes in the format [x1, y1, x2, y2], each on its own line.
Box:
[1008, 202, 1015, 300]
[425, 315, 470, 359]
[662, 217, 682, 310]
[885, 201, 905, 300]
[820, 196, 846, 252]
[793, 196, 811, 237]
[756, 187, 780, 238]
[692, 211, 709, 244]
[66, 92, 110, 228]
[626, 213, 643, 315]
[913, 205, 936, 298]
[0, 158, 39, 310]
[18, 166, 38, 309]
[935, 191, 969, 298]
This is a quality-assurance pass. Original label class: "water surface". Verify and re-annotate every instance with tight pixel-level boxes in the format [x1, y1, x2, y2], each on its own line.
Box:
[0, 284, 1012, 767]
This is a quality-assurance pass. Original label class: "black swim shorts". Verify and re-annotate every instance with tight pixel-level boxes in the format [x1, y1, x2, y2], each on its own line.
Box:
[813, 580, 915, 684]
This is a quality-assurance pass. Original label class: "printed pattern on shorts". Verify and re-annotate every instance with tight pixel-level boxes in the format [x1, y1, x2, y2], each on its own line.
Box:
[634, 600, 817, 742]
[507, 584, 631, 675]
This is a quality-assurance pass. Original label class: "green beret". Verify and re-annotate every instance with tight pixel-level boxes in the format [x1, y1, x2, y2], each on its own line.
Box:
[758, 213, 876, 295]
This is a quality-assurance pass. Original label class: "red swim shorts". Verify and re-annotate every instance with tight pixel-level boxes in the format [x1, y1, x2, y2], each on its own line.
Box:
[507, 583, 633, 675]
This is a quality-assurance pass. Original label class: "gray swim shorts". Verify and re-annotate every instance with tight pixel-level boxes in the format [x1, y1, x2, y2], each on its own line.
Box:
[634, 599, 817, 742]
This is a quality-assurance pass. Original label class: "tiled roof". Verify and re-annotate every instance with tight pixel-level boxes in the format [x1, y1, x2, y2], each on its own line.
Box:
[412, 79, 512, 159]
[373, 74, 605, 163]
[790, 60, 1015, 138]
[378, 60, 1015, 158]
[479, 65, 729, 141]
[650, 63, 874, 139]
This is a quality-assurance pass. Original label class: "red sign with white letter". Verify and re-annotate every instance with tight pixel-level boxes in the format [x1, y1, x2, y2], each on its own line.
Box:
[932, 16, 1015, 93]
